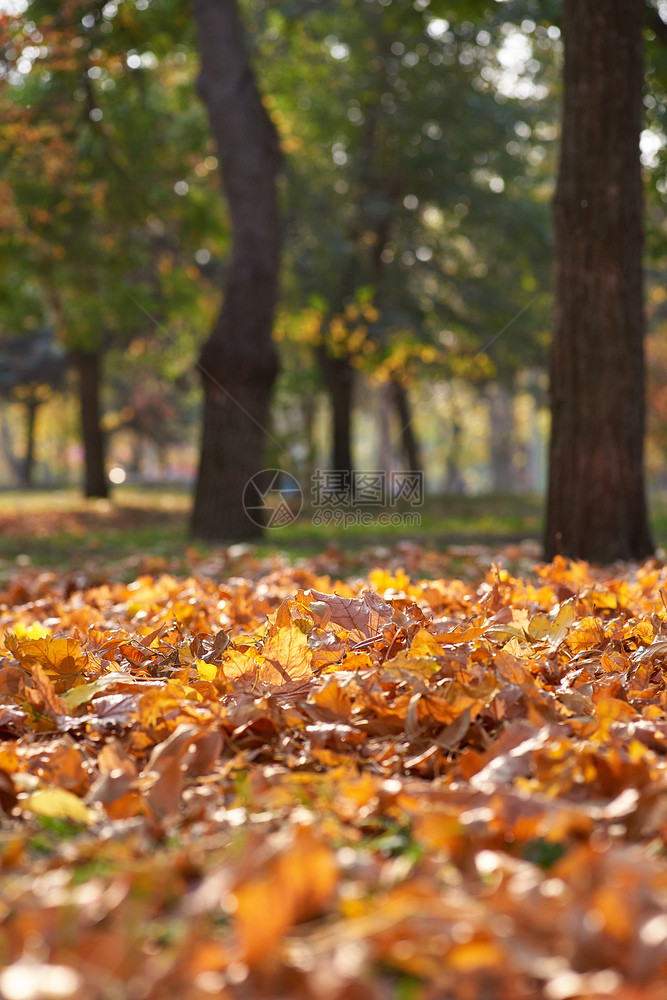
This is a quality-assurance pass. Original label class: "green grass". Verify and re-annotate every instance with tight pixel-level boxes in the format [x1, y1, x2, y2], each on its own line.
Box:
[0, 486, 197, 579]
[1, 486, 666, 582]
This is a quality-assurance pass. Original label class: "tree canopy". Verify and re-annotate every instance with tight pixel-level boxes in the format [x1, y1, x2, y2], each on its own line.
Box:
[0, 0, 666, 553]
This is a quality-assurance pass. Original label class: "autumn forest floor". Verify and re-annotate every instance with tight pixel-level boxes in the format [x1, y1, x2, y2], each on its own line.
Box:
[1, 488, 667, 999]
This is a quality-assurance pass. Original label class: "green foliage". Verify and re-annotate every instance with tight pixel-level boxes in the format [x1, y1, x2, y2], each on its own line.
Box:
[644, 2, 667, 263]
[2, 0, 666, 488]
[244, 0, 561, 440]
[0, 0, 220, 356]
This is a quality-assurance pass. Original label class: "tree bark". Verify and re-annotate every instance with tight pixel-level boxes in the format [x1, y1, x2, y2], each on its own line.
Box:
[390, 376, 423, 474]
[190, 0, 281, 542]
[0, 410, 22, 485]
[445, 408, 465, 495]
[71, 349, 108, 499]
[317, 347, 354, 475]
[21, 398, 38, 489]
[487, 380, 517, 493]
[544, 0, 653, 562]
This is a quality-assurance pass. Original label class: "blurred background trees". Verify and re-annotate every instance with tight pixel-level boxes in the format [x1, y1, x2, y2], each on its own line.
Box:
[0, 0, 666, 555]
[0, 0, 218, 496]
[0, 328, 67, 488]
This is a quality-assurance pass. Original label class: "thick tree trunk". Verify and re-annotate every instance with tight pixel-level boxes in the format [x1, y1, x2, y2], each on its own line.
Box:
[544, 0, 653, 562]
[72, 349, 108, 499]
[190, 0, 281, 542]
[389, 376, 423, 474]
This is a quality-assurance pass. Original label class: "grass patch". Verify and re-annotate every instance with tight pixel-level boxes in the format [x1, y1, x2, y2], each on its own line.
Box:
[2, 485, 666, 581]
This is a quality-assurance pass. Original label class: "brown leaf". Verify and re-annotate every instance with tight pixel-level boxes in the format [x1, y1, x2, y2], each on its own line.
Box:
[308, 589, 394, 639]
[0, 768, 17, 814]
[25, 662, 68, 720]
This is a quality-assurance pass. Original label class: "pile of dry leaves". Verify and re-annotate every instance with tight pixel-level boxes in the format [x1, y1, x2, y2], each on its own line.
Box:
[0, 546, 666, 999]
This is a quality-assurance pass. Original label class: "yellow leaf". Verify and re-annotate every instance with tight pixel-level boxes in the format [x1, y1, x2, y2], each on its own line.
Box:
[0, 748, 19, 772]
[527, 601, 576, 643]
[10, 621, 50, 640]
[484, 623, 525, 642]
[368, 567, 410, 593]
[23, 788, 93, 826]
[261, 624, 312, 684]
[409, 628, 443, 658]
[383, 652, 439, 678]
[567, 616, 606, 653]
[7, 635, 91, 691]
[447, 940, 504, 971]
[195, 658, 217, 682]
[502, 636, 525, 657]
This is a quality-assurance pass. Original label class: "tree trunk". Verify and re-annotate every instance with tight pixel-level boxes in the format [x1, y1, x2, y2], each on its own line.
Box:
[318, 347, 354, 475]
[190, 0, 281, 542]
[378, 382, 395, 474]
[544, 0, 653, 562]
[487, 381, 517, 493]
[390, 376, 422, 474]
[72, 349, 108, 499]
[445, 409, 466, 495]
[0, 409, 22, 485]
[21, 398, 39, 489]
[299, 392, 318, 486]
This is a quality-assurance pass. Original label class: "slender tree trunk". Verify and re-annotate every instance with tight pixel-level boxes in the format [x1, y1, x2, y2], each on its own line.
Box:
[445, 409, 465, 495]
[300, 392, 318, 486]
[21, 398, 39, 489]
[318, 347, 354, 475]
[389, 376, 422, 473]
[190, 0, 281, 542]
[0, 410, 22, 485]
[487, 380, 517, 493]
[71, 349, 108, 499]
[378, 382, 395, 473]
[544, 0, 653, 562]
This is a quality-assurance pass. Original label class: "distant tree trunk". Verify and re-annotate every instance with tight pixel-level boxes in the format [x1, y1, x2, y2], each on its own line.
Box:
[318, 348, 354, 475]
[544, 0, 653, 562]
[72, 349, 108, 499]
[21, 398, 38, 489]
[0, 410, 22, 485]
[377, 382, 395, 472]
[390, 376, 422, 473]
[300, 392, 318, 485]
[445, 409, 466, 495]
[487, 380, 517, 493]
[190, 0, 281, 542]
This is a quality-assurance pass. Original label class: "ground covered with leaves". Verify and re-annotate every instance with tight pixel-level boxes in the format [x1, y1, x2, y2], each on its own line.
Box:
[1, 543, 667, 1000]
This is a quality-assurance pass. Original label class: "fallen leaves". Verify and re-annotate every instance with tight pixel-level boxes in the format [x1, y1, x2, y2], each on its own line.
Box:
[23, 786, 94, 826]
[1, 550, 667, 997]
